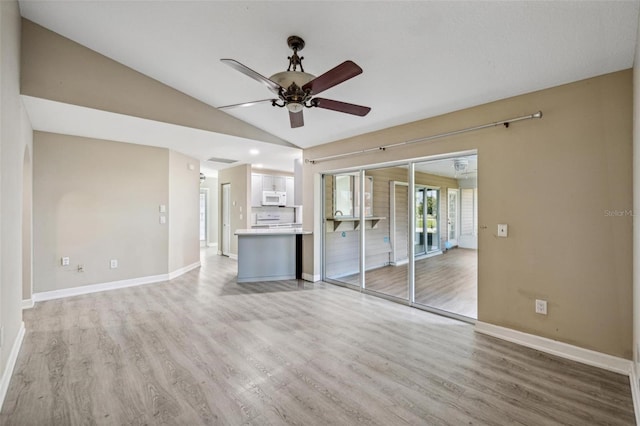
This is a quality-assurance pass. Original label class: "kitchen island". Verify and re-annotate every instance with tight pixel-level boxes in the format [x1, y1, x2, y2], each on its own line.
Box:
[234, 228, 311, 283]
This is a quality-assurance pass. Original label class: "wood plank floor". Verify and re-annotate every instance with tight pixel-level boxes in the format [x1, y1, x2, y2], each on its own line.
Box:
[0, 248, 634, 425]
[340, 248, 478, 318]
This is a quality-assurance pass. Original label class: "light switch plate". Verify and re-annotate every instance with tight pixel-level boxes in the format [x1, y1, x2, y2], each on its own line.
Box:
[159, 204, 166, 213]
[160, 216, 166, 224]
[497, 224, 508, 237]
[61, 256, 70, 266]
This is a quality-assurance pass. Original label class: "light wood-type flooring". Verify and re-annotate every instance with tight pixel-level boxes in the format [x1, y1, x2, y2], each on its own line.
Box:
[339, 248, 478, 318]
[0, 248, 634, 425]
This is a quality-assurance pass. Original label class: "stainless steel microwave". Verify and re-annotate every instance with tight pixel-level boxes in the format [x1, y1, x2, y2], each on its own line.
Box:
[262, 191, 286, 206]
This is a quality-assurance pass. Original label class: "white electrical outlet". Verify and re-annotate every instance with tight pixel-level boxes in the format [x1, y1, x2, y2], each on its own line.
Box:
[535, 299, 547, 315]
[61, 256, 70, 266]
[160, 216, 166, 224]
[110, 259, 118, 269]
[497, 224, 508, 237]
[159, 204, 166, 213]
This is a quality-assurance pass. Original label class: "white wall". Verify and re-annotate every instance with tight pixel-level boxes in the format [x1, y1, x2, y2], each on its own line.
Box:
[0, 0, 33, 402]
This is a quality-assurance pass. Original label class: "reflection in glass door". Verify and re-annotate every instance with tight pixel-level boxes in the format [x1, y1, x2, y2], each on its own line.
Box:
[425, 188, 439, 253]
[323, 174, 361, 287]
[447, 189, 459, 247]
[415, 188, 425, 255]
[321, 154, 478, 321]
[364, 166, 409, 301]
[416, 187, 439, 255]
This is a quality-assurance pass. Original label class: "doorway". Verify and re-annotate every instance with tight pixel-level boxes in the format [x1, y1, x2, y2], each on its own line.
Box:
[222, 183, 231, 256]
[199, 189, 208, 247]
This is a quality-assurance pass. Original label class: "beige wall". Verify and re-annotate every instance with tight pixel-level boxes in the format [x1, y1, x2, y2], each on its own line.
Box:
[0, 0, 33, 389]
[633, 13, 640, 370]
[304, 70, 632, 359]
[168, 151, 200, 272]
[20, 19, 293, 148]
[22, 146, 32, 300]
[218, 164, 251, 256]
[33, 132, 170, 292]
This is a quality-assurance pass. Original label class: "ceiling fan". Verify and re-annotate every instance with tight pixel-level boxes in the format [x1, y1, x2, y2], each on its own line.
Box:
[219, 36, 371, 128]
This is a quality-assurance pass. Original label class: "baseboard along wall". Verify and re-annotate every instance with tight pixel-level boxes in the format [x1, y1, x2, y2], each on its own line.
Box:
[33, 262, 201, 302]
[0, 322, 25, 411]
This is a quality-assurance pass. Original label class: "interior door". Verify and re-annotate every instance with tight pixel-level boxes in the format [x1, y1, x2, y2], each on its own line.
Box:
[447, 189, 459, 247]
[222, 183, 231, 256]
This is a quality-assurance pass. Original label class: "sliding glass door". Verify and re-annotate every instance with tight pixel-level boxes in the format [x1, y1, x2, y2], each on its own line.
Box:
[322, 153, 478, 321]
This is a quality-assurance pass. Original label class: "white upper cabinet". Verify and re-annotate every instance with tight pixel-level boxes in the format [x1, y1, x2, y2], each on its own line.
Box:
[262, 175, 286, 192]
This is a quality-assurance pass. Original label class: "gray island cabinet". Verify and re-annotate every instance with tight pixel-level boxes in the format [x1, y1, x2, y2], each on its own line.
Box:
[234, 229, 311, 282]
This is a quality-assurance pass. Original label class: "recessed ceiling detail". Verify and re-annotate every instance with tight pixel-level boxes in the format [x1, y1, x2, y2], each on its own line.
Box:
[207, 157, 238, 164]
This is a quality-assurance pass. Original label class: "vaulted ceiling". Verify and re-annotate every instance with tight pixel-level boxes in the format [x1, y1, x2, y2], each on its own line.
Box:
[18, 1, 640, 174]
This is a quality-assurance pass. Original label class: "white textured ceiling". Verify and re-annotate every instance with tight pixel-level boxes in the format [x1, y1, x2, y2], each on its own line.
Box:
[18, 1, 640, 173]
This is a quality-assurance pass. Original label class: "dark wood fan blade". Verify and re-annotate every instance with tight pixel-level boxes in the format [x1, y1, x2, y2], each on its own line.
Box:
[220, 59, 281, 93]
[302, 60, 363, 95]
[289, 110, 304, 128]
[218, 99, 275, 110]
[313, 98, 371, 116]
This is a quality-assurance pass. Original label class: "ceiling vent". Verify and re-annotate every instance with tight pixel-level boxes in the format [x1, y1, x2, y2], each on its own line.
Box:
[207, 157, 238, 164]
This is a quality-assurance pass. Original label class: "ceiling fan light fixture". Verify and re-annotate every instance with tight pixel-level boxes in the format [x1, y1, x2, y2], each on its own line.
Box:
[269, 71, 316, 90]
[286, 102, 304, 113]
[453, 158, 469, 172]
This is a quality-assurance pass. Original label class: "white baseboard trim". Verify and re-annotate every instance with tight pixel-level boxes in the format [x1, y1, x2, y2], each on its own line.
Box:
[227, 253, 238, 260]
[302, 273, 321, 282]
[217, 250, 223, 256]
[475, 322, 632, 375]
[33, 262, 201, 303]
[168, 261, 201, 280]
[21, 299, 34, 310]
[0, 321, 25, 411]
[631, 363, 640, 426]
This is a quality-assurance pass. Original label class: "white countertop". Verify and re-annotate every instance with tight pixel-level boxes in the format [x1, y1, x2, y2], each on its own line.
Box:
[235, 228, 312, 236]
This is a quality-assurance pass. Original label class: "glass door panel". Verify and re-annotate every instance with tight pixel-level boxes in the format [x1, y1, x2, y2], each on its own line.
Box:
[413, 156, 478, 319]
[324, 173, 361, 286]
[364, 166, 409, 300]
